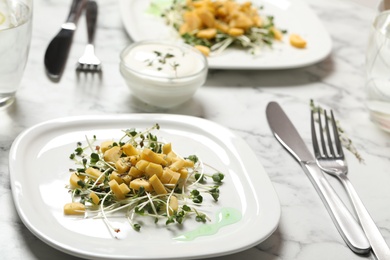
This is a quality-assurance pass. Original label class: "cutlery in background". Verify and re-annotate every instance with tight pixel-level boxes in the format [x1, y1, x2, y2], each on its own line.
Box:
[312, 109, 390, 259]
[76, 0, 101, 72]
[44, 0, 87, 82]
[266, 101, 370, 254]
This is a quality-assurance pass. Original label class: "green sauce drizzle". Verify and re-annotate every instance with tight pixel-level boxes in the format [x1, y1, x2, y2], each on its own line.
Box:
[174, 207, 242, 241]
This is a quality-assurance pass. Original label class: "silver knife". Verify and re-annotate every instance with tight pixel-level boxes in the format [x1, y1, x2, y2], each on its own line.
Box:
[44, 0, 87, 82]
[266, 101, 370, 254]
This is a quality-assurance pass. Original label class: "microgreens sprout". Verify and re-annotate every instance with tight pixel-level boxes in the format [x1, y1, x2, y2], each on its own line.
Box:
[144, 51, 181, 77]
[65, 124, 226, 235]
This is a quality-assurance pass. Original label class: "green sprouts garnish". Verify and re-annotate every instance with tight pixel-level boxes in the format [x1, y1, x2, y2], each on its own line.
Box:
[310, 99, 364, 163]
[155, 0, 286, 56]
[144, 51, 180, 77]
[65, 124, 225, 237]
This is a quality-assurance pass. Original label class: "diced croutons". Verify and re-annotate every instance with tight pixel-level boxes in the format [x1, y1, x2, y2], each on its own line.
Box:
[183, 159, 195, 168]
[289, 34, 306, 48]
[162, 143, 172, 154]
[168, 195, 179, 215]
[271, 27, 283, 41]
[115, 157, 132, 173]
[149, 175, 167, 194]
[252, 15, 262, 27]
[229, 12, 253, 29]
[144, 162, 163, 178]
[196, 28, 217, 39]
[109, 179, 126, 200]
[161, 168, 174, 184]
[196, 8, 215, 27]
[109, 171, 124, 184]
[100, 141, 114, 153]
[183, 11, 203, 32]
[104, 146, 122, 163]
[122, 143, 139, 156]
[128, 155, 140, 165]
[86, 167, 103, 180]
[195, 45, 211, 56]
[89, 192, 100, 205]
[64, 202, 85, 215]
[179, 168, 189, 180]
[69, 172, 84, 188]
[135, 159, 149, 172]
[129, 166, 143, 178]
[130, 178, 153, 192]
[215, 21, 229, 33]
[119, 183, 130, 195]
[141, 148, 168, 166]
[122, 175, 132, 185]
[169, 171, 181, 185]
[170, 158, 186, 172]
[227, 27, 244, 37]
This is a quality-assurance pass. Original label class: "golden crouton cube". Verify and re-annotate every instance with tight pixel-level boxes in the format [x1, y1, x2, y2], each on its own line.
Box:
[144, 162, 163, 178]
[289, 34, 307, 48]
[196, 28, 217, 39]
[115, 157, 131, 173]
[149, 175, 167, 195]
[129, 166, 143, 178]
[130, 178, 153, 192]
[64, 202, 85, 215]
[122, 143, 139, 156]
[86, 167, 103, 180]
[162, 143, 172, 155]
[195, 45, 211, 56]
[104, 146, 122, 163]
[100, 141, 114, 153]
[89, 192, 100, 205]
[228, 27, 244, 37]
[135, 159, 149, 172]
[196, 8, 215, 28]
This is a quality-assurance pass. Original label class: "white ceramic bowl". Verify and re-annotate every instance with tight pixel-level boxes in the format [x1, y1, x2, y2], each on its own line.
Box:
[120, 41, 208, 108]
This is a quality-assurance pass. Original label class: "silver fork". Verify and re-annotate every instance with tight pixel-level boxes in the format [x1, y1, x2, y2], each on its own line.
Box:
[76, 0, 101, 72]
[311, 109, 390, 260]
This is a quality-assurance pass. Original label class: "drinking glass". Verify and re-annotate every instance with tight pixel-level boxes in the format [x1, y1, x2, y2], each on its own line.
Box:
[0, 0, 32, 109]
[365, 10, 390, 132]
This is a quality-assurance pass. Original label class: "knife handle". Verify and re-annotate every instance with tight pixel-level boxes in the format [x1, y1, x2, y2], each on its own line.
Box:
[66, 0, 87, 24]
[302, 161, 371, 254]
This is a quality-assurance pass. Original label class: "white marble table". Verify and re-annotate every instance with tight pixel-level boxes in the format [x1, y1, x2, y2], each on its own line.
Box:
[1, 0, 389, 259]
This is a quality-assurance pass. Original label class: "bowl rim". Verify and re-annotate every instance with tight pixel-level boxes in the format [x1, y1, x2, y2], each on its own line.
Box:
[120, 40, 208, 81]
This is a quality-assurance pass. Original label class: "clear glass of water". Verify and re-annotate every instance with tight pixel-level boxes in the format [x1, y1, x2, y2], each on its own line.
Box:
[0, 0, 32, 109]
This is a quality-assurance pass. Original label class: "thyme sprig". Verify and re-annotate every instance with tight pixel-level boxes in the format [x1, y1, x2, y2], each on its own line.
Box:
[310, 100, 364, 163]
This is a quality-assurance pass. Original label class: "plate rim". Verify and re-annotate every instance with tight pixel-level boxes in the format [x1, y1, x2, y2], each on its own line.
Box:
[9, 114, 281, 260]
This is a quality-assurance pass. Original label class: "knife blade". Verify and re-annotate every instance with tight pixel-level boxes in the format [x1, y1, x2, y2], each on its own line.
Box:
[266, 101, 370, 254]
[44, 0, 87, 82]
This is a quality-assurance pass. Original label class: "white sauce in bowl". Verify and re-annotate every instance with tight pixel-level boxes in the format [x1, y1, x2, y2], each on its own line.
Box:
[120, 41, 208, 108]
[122, 42, 206, 79]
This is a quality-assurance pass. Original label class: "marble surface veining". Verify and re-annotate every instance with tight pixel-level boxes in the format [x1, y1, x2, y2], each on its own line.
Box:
[1, 0, 389, 259]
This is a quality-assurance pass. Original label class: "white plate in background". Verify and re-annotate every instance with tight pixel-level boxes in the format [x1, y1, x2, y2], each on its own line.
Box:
[119, 0, 332, 69]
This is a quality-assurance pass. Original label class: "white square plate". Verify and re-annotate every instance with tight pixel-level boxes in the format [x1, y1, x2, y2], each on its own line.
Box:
[9, 114, 280, 260]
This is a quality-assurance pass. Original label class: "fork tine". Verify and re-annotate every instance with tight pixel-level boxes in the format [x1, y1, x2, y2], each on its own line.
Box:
[311, 110, 322, 158]
[330, 110, 344, 157]
[317, 110, 329, 157]
[324, 110, 335, 157]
